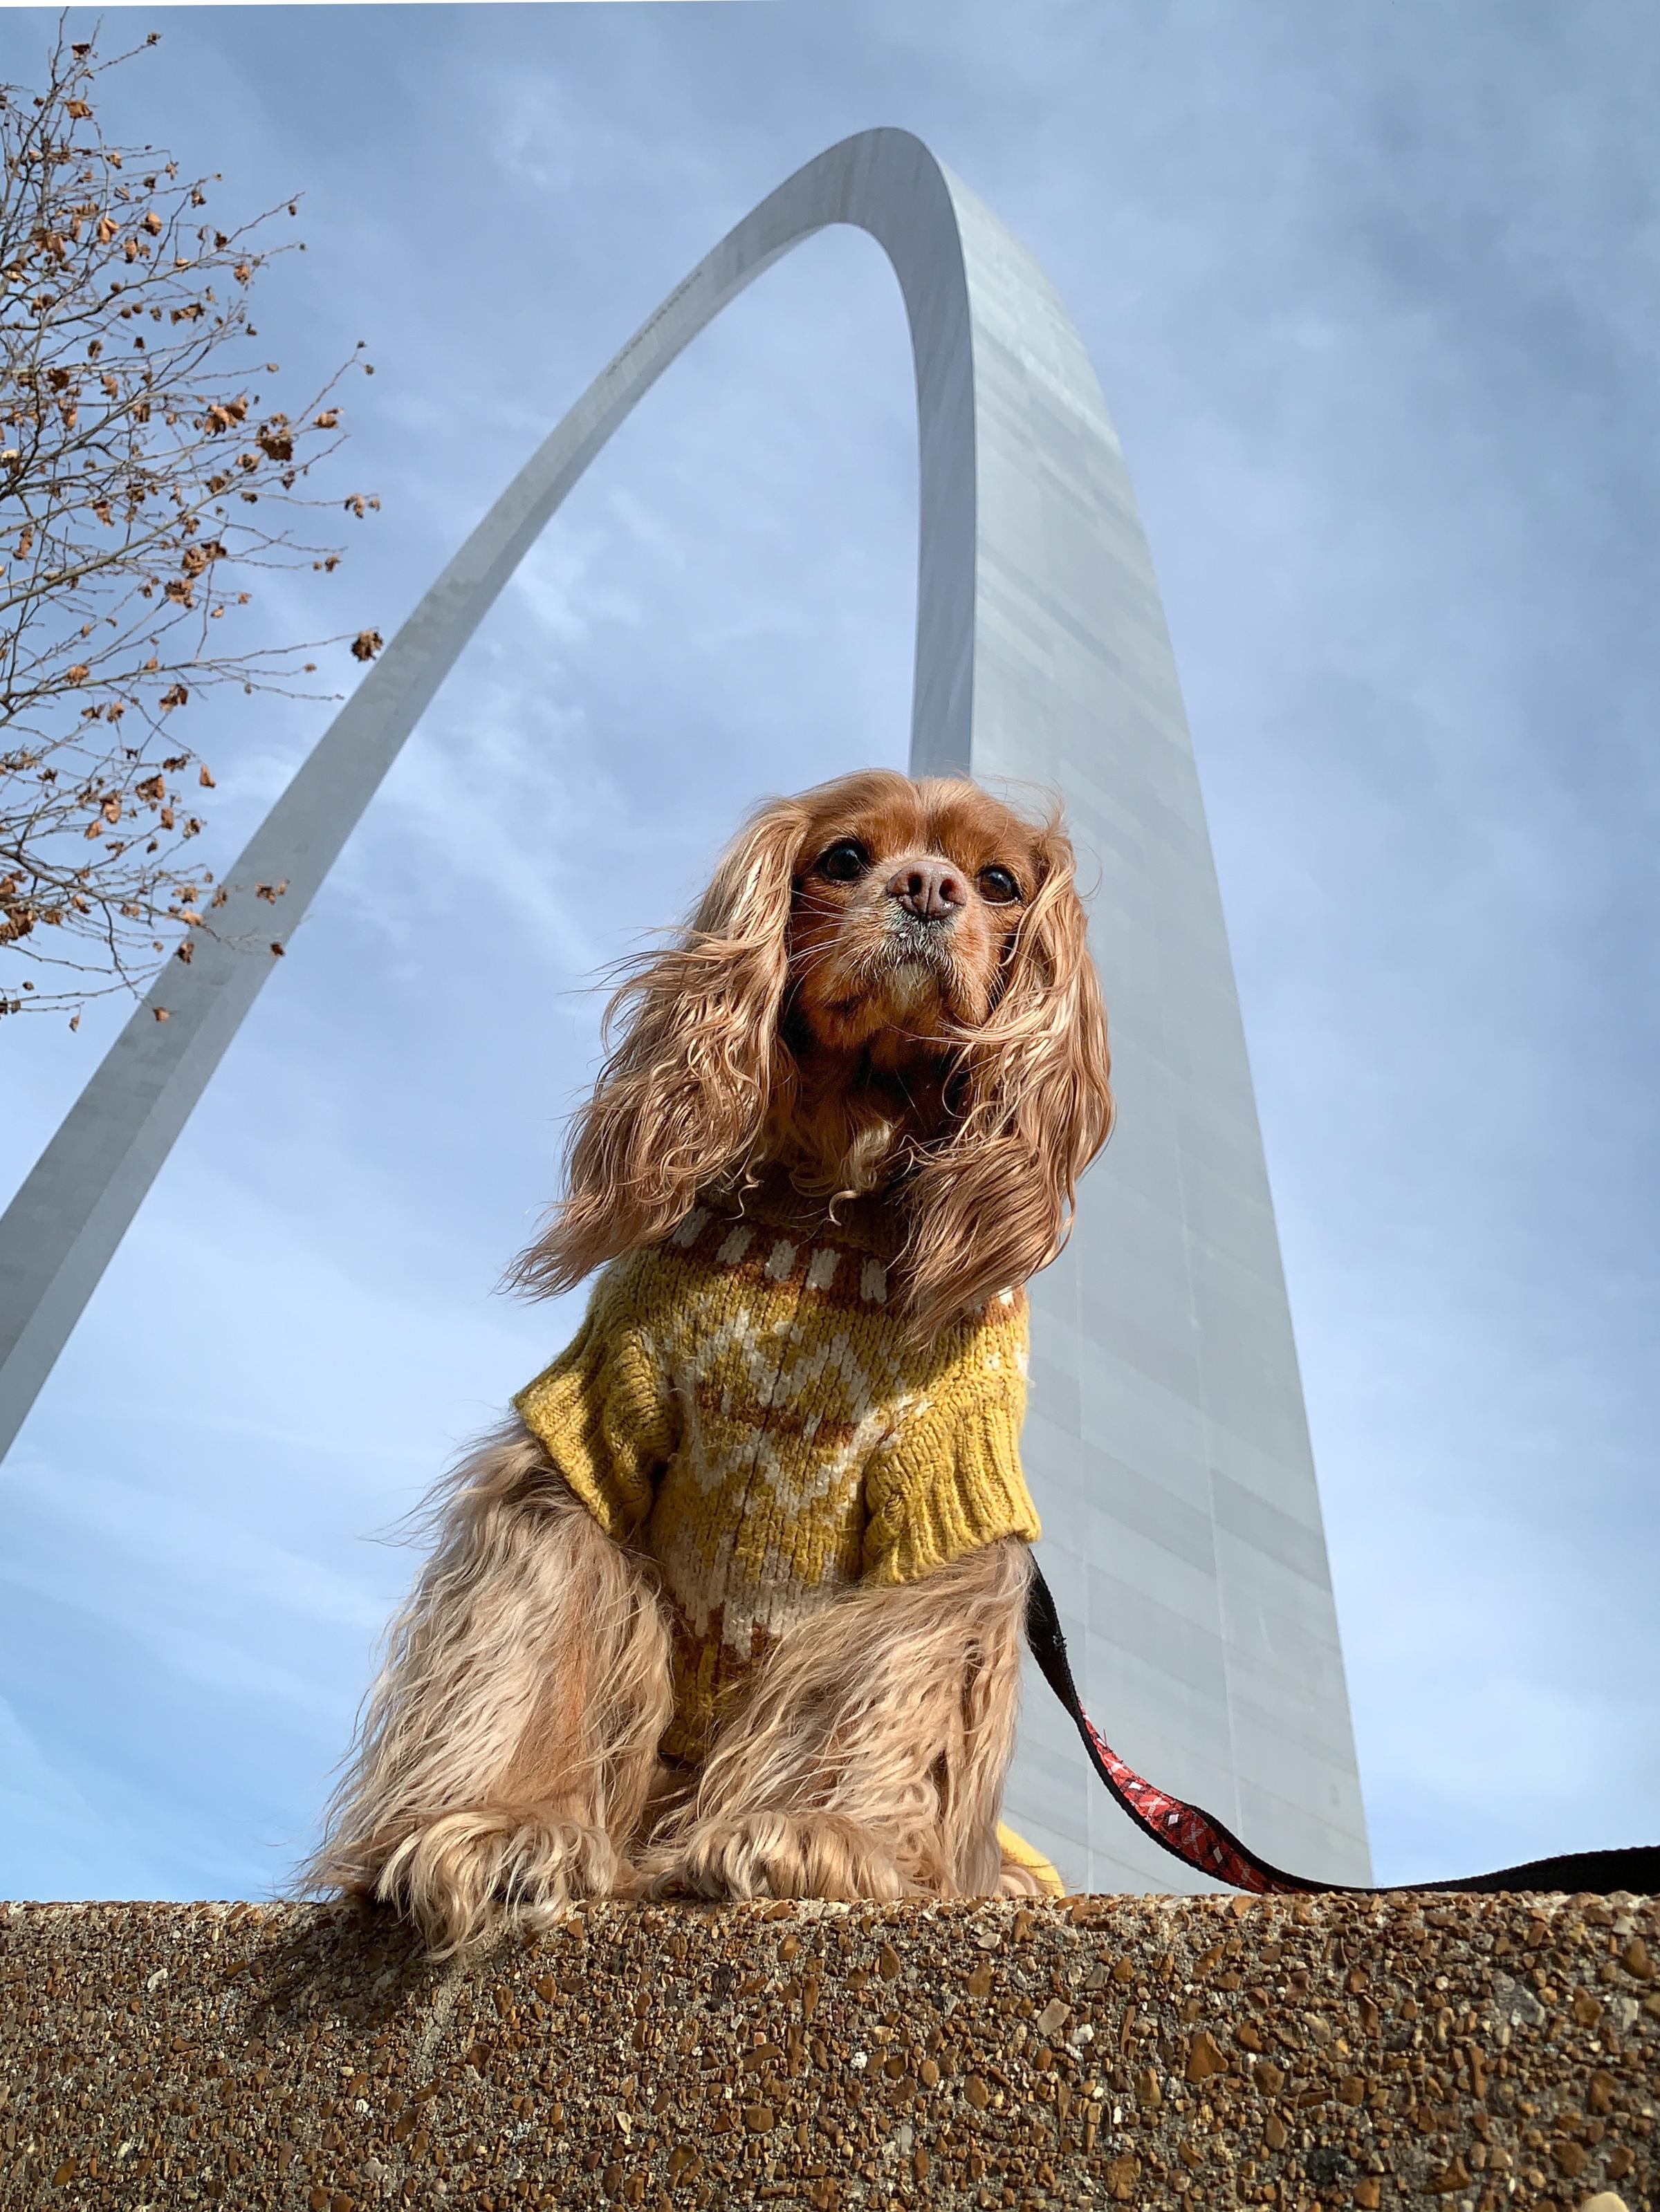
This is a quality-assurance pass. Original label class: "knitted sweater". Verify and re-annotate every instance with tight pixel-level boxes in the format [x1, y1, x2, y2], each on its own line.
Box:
[513, 1175, 1042, 1767]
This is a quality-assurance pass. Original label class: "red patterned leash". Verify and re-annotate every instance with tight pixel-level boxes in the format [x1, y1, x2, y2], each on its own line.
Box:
[1024, 1563, 1660, 1898]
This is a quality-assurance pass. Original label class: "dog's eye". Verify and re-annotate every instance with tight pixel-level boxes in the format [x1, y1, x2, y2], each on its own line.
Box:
[815, 839, 870, 884]
[979, 865, 1022, 904]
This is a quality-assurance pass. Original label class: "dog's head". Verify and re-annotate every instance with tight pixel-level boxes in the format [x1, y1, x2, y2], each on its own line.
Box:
[786, 770, 1053, 1050]
[514, 770, 1112, 1332]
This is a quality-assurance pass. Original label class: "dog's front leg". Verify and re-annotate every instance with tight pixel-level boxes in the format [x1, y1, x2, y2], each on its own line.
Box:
[645, 1539, 1033, 1902]
[304, 1421, 672, 1955]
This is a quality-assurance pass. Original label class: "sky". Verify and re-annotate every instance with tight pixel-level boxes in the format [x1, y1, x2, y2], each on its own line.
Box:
[2, 0, 1657, 1902]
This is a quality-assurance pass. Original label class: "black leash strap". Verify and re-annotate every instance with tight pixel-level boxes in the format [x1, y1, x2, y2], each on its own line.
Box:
[1025, 1561, 1659, 1897]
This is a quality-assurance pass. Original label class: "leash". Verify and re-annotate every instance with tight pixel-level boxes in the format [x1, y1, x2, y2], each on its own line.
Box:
[1024, 1562, 1660, 1897]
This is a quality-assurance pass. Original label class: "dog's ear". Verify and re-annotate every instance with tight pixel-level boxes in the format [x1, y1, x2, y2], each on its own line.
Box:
[508, 794, 808, 1297]
[900, 812, 1113, 1334]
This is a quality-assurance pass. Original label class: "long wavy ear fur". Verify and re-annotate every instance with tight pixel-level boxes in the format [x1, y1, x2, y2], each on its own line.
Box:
[507, 793, 808, 1298]
[899, 809, 1114, 1335]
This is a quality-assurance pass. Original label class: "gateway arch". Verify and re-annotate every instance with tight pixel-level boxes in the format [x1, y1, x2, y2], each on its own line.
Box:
[0, 128, 1371, 1892]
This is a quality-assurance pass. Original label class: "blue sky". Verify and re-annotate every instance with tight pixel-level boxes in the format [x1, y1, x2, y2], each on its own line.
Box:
[2, 0, 1656, 1899]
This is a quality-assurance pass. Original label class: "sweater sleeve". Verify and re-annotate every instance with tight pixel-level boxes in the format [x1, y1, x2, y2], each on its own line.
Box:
[511, 1252, 679, 1541]
[860, 1292, 1041, 1586]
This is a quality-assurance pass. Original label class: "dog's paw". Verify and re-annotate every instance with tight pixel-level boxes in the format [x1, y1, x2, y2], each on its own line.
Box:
[374, 1807, 624, 1955]
[995, 1821, 1062, 1898]
[996, 1855, 1052, 1898]
[643, 1810, 916, 1903]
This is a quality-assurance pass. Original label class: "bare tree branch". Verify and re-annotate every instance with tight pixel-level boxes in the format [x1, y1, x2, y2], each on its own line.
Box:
[0, 19, 380, 1028]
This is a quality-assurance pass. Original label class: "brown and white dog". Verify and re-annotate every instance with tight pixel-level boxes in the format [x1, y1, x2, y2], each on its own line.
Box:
[306, 770, 1112, 1955]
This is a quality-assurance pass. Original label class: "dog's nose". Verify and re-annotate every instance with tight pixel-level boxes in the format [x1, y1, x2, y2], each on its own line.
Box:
[886, 857, 968, 922]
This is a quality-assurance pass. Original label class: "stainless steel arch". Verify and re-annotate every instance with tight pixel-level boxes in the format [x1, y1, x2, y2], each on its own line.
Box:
[0, 128, 1371, 1891]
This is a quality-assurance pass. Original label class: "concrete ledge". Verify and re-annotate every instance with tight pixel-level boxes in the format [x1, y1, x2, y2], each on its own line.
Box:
[2, 1892, 1656, 2209]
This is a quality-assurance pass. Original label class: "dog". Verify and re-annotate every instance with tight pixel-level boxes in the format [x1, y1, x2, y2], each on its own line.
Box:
[306, 768, 1113, 1955]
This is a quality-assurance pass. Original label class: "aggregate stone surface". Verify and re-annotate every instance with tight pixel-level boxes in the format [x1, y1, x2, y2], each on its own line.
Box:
[0, 1893, 1655, 2210]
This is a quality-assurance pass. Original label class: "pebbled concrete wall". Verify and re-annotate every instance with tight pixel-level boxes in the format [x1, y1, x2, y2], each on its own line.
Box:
[1, 1893, 1655, 2210]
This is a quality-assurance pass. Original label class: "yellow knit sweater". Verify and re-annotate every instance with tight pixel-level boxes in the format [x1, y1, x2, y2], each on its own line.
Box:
[513, 1175, 1042, 1769]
